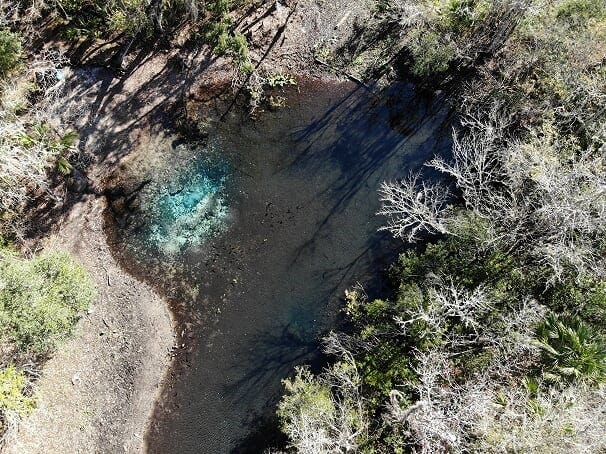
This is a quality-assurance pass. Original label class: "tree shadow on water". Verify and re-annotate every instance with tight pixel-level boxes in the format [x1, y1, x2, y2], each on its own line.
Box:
[282, 83, 454, 270]
[225, 323, 331, 453]
[223, 322, 320, 403]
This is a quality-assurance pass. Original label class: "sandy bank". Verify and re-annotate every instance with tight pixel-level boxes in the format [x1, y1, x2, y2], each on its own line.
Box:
[4, 196, 174, 453]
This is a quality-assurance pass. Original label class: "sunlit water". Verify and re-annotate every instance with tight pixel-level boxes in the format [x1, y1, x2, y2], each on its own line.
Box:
[105, 79, 452, 453]
[144, 149, 229, 254]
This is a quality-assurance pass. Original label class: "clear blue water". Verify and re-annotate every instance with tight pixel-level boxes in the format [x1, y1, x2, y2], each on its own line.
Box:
[106, 79, 452, 453]
[144, 151, 230, 254]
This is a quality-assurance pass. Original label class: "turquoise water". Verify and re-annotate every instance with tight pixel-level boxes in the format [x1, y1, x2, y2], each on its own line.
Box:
[144, 152, 229, 254]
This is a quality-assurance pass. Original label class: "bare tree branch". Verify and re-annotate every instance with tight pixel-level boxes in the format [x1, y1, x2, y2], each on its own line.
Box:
[378, 172, 451, 242]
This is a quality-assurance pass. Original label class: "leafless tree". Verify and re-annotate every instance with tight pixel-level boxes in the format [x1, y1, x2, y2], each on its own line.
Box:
[429, 111, 508, 212]
[378, 172, 451, 242]
[380, 107, 606, 281]
[394, 281, 494, 346]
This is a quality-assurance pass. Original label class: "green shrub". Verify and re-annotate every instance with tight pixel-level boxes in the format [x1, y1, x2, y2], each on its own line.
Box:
[202, 1, 254, 71]
[230, 32, 249, 65]
[581, 282, 606, 326]
[407, 29, 456, 78]
[390, 237, 532, 297]
[61, 0, 152, 38]
[358, 341, 415, 406]
[0, 365, 35, 417]
[61, 0, 108, 39]
[0, 30, 22, 77]
[0, 249, 95, 356]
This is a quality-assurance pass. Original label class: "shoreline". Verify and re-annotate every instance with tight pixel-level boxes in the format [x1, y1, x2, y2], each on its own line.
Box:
[2, 49, 191, 452]
[4, 195, 175, 453]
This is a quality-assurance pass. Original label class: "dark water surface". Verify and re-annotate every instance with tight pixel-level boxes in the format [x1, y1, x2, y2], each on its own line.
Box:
[106, 79, 452, 453]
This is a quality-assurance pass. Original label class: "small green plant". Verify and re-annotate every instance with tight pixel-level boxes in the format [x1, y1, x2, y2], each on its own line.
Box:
[535, 314, 606, 384]
[61, 0, 113, 39]
[315, 46, 333, 62]
[523, 376, 541, 396]
[266, 73, 297, 88]
[268, 95, 287, 108]
[0, 30, 22, 78]
[0, 365, 35, 417]
[54, 130, 78, 175]
[207, 0, 231, 15]
[56, 157, 73, 175]
[240, 61, 255, 74]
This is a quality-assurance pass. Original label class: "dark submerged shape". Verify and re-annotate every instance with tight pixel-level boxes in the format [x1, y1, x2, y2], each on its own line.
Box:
[105, 79, 452, 453]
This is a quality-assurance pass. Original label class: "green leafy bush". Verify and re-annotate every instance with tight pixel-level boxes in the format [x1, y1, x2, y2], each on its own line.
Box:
[0, 30, 22, 77]
[278, 363, 368, 452]
[266, 73, 297, 88]
[207, 0, 231, 15]
[0, 365, 35, 417]
[0, 249, 95, 356]
[61, 0, 109, 39]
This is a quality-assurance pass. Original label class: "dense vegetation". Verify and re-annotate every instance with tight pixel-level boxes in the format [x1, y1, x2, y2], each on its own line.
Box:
[1, 2, 96, 444]
[277, 0, 606, 452]
[0, 245, 95, 442]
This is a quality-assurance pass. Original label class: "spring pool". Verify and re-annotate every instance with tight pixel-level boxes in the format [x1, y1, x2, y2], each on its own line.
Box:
[105, 79, 452, 453]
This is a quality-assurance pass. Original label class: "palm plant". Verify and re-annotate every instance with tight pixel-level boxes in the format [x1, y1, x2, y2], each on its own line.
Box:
[535, 314, 606, 384]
